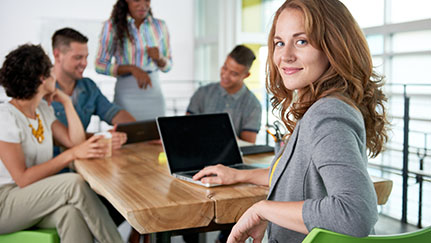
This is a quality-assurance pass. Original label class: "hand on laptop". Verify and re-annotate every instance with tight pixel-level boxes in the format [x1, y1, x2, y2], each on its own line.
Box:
[193, 164, 240, 185]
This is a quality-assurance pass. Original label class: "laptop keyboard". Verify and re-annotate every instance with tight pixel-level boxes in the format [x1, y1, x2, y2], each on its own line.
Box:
[240, 145, 274, 155]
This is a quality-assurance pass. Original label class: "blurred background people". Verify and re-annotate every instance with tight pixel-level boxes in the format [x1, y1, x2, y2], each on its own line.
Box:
[95, 0, 173, 121]
[51, 27, 135, 154]
[187, 45, 261, 144]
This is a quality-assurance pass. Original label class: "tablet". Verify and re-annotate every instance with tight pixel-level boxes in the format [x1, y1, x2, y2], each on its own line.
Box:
[116, 119, 159, 144]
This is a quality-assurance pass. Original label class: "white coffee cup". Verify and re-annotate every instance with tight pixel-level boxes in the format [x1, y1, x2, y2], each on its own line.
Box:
[95, 132, 112, 157]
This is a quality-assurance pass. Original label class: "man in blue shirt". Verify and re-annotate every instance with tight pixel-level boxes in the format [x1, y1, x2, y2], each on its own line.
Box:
[50, 28, 136, 231]
[51, 28, 135, 150]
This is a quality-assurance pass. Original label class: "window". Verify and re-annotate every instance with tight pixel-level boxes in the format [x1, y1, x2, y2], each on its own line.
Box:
[345, 0, 431, 227]
[341, 0, 384, 27]
[390, 0, 431, 23]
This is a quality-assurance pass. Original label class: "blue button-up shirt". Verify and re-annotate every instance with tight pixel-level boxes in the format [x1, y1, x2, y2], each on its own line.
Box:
[52, 78, 121, 129]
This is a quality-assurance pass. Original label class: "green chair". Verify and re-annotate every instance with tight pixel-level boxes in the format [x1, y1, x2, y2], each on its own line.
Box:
[0, 228, 59, 243]
[302, 227, 431, 243]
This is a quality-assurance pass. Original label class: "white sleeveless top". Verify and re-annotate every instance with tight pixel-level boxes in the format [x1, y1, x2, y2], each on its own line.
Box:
[0, 100, 56, 186]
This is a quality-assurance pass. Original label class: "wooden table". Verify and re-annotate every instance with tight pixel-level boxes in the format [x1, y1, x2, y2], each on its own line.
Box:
[74, 142, 392, 240]
[74, 142, 268, 237]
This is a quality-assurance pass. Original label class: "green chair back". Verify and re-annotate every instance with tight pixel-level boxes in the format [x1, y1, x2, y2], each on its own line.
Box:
[302, 227, 431, 243]
[0, 228, 59, 243]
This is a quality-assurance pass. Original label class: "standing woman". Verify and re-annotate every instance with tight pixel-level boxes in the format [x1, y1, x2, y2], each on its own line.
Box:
[0, 44, 123, 243]
[192, 0, 390, 242]
[95, 0, 172, 121]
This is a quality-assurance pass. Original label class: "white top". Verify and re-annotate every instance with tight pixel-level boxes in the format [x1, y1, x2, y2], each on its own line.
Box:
[0, 100, 56, 186]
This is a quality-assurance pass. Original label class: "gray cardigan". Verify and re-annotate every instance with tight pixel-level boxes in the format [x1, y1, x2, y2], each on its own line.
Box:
[267, 97, 378, 243]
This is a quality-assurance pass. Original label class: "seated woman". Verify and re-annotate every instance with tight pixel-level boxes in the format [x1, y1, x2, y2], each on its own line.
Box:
[0, 44, 123, 243]
[192, 0, 389, 242]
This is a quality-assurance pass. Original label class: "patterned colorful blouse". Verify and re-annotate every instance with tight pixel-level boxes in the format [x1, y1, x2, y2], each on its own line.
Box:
[95, 15, 172, 76]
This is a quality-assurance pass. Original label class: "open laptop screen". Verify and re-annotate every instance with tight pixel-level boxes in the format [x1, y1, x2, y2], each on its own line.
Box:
[157, 113, 243, 174]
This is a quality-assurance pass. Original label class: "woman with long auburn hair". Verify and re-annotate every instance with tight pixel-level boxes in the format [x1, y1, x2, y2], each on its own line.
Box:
[192, 0, 389, 242]
[266, 0, 388, 157]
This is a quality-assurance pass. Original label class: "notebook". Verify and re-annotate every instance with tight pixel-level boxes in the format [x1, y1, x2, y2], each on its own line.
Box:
[116, 119, 159, 144]
[157, 113, 257, 187]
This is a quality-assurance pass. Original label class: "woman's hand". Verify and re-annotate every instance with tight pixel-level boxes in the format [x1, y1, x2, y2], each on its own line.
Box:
[147, 46, 166, 68]
[44, 88, 70, 106]
[71, 135, 109, 159]
[131, 66, 152, 89]
[147, 46, 160, 61]
[227, 201, 268, 243]
[192, 164, 240, 185]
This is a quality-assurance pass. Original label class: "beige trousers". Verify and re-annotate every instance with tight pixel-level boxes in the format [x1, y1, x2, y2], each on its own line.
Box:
[0, 173, 123, 243]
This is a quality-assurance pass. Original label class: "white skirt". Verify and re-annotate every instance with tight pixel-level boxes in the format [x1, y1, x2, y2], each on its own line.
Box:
[114, 72, 166, 121]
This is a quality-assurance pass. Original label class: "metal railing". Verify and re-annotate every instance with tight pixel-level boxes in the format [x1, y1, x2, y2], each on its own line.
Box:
[370, 83, 431, 228]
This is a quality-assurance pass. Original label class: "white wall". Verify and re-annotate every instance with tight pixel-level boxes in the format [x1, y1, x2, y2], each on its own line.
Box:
[0, 0, 194, 81]
[0, 0, 195, 118]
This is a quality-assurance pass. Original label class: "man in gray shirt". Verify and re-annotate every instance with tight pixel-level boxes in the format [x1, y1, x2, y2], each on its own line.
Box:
[187, 45, 262, 143]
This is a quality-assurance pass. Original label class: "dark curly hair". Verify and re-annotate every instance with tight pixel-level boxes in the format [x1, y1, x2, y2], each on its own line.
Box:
[110, 0, 153, 51]
[0, 44, 52, 100]
[266, 0, 389, 158]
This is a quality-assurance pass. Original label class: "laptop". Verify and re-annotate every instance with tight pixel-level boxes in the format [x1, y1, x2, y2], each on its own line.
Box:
[157, 113, 257, 187]
[116, 119, 159, 144]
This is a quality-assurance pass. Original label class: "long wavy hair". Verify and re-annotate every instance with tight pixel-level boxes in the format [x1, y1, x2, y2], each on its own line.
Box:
[110, 0, 153, 50]
[266, 0, 389, 157]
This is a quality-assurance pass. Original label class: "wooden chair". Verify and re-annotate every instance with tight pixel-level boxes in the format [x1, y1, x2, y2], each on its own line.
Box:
[371, 176, 393, 205]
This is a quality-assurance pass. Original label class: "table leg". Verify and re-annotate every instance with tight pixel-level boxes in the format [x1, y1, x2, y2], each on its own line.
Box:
[143, 234, 150, 243]
[150, 232, 171, 243]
